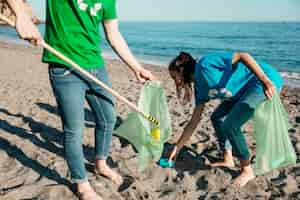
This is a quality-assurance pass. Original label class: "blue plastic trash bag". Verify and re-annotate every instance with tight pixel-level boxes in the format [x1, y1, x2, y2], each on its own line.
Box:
[115, 81, 172, 171]
[253, 93, 296, 175]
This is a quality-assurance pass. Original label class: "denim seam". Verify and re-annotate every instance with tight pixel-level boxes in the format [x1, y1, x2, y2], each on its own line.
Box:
[72, 176, 89, 184]
[93, 94, 108, 160]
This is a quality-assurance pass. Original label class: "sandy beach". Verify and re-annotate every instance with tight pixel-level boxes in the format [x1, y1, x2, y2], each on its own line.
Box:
[0, 41, 299, 200]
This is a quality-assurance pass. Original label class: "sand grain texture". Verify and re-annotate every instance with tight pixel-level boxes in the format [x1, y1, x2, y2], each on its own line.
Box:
[0, 42, 299, 200]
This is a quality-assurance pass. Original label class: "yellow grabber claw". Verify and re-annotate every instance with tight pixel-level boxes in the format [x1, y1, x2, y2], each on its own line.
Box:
[151, 127, 161, 141]
[144, 114, 161, 141]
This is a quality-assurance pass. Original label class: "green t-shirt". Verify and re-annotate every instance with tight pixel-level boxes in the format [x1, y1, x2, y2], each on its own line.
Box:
[42, 0, 117, 69]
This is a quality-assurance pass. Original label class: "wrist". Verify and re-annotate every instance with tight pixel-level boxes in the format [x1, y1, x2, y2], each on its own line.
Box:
[259, 75, 270, 84]
[134, 66, 143, 72]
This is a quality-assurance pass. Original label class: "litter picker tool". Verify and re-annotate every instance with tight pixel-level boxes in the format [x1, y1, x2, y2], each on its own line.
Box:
[0, 13, 161, 141]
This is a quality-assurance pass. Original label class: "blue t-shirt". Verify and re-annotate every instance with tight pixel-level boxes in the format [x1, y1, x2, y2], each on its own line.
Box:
[194, 52, 283, 106]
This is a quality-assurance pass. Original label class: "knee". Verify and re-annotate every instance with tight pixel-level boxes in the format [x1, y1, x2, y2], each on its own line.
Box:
[63, 116, 85, 138]
[96, 111, 116, 129]
[220, 118, 238, 133]
[63, 126, 84, 144]
[63, 126, 83, 139]
[106, 109, 117, 125]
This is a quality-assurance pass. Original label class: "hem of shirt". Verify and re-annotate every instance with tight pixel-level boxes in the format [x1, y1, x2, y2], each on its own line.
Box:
[42, 58, 105, 69]
[103, 16, 118, 21]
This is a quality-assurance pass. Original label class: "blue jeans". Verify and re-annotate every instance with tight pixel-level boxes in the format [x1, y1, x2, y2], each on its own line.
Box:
[211, 85, 269, 161]
[49, 64, 116, 183]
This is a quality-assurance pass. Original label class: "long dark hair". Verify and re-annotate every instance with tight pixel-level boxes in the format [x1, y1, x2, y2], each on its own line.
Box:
[168, 52, 196, 84]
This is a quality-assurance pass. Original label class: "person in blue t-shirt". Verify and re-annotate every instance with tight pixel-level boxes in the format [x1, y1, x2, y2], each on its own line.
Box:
[168, 51, 283, 187]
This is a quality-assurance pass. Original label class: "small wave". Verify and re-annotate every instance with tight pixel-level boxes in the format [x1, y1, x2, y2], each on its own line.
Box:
[280, 71, 300, 80]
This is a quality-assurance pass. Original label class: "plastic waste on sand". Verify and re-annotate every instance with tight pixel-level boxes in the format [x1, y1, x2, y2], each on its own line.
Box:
[115, 81, 172, 171]
[253, 93, 296, 175]
[159, 158, 175, 168]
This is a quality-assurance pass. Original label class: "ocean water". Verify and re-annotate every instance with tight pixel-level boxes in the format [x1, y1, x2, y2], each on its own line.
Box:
[0, 22, 300, 76]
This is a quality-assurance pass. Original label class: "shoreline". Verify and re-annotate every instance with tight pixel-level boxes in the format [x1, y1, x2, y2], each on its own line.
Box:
[0, 40, 299, 88]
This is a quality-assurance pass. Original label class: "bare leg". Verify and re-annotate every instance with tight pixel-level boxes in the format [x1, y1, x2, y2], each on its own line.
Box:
[94, 159, 123, 185]
[77, 181, 102, 200]
[209, 150, 235, 168]
[233, 160, 255, 187]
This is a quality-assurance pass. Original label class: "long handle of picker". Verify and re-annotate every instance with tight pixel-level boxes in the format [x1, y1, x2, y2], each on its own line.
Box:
[0, 14, 160, 128]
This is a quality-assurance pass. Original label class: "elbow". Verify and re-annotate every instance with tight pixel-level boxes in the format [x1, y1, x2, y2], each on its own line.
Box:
[106, 34, 117, 48]
[108, 38, 117, 49]
[238, 52, 251, 59]
[234, 52, 251, 63]
[106, 31, 121, 48]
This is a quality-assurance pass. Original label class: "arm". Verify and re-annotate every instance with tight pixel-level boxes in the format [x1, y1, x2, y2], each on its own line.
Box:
[169, 103, 206, 160]
[232, 52, 276, 99]
[103, 19, 156, 82]
[6, 0, 42, 44]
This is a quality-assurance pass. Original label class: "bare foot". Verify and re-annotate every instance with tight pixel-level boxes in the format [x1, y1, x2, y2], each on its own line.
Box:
[209, 160, 235, 168]
[77, 182, 102, 200]
[78, 190, 102, 200]
[232, 165, 255, 187]
[95, 160, 123, 185]
[209, 150, 235, 168]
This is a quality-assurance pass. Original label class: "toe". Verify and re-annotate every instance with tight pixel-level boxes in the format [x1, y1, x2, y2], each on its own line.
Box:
[232, 174, 255, 187]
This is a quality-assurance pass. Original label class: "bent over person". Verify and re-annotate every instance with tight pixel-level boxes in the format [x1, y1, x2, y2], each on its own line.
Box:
[168, 51, 283, 187]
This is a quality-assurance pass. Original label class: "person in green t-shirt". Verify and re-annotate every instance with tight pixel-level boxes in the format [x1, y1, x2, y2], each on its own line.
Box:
[7, 0, 155, 199]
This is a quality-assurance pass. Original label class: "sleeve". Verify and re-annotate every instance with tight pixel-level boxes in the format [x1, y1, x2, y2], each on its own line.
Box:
[194, 67, 210, 106]
[103, 0, 117, 20]
[221, 52, 234, 68]
[202, 52, 234, 71]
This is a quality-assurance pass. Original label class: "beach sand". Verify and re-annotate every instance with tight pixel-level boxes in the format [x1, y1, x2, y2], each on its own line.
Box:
[0, 41, 299, 200]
